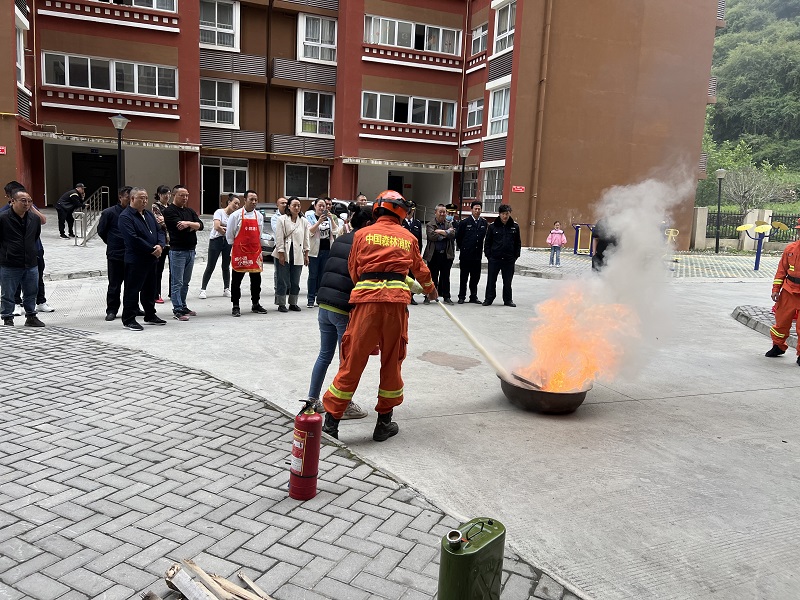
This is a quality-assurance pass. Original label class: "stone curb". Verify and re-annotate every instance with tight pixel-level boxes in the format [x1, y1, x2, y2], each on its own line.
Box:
[732, 305, 798, 350]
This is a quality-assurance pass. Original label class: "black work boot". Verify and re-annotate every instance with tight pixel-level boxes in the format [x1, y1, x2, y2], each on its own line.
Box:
[373, 410, 399, 442]
[765, 345, 785, 358]
[796, 356, 800, 367]
[323, 412, 340, 439]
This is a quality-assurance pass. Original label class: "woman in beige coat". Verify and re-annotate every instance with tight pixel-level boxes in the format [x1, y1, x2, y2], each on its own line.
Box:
[272, 196, 310, 312]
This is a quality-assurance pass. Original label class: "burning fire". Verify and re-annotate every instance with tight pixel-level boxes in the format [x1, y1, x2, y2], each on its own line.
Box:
[519, 285, 640, 392]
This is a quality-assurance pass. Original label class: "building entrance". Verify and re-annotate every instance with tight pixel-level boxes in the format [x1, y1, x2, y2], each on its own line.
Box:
[72, 153, 117, 208]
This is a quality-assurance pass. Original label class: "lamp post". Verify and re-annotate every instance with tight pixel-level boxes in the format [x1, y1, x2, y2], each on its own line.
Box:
[457, 146, 472, 216]
[714, 168, 727, 254]
[109, 114, 131, 189]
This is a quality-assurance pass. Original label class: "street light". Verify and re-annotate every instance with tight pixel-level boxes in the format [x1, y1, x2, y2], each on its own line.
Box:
[457, 146, 472, 216]
[109, 114, 131, 188]
[714, 168, 727, 253]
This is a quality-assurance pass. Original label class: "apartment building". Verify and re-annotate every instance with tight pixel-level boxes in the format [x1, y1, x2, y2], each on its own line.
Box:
[3, 0, 723, 246]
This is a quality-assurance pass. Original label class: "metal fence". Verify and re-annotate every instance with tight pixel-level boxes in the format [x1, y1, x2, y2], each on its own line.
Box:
[706, 211, 744, 239]
[771, 213, 800, 243]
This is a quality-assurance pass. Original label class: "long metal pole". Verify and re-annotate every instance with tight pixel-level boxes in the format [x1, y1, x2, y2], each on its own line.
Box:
[715, 177, 722, 253]
[459, 156, 466, 215]
[117, 129, 123, 188]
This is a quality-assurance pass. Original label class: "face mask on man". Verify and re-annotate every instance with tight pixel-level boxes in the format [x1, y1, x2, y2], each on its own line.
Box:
[445, 215, 454, 223]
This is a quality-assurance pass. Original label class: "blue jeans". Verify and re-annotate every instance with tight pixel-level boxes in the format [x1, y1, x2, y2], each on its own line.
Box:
[308, 308, 349, 400]
[170, 249, 195, 314]
[549, 245, 561, 266]
[306, 249, 330, 305]
[1, 266, 38, 318]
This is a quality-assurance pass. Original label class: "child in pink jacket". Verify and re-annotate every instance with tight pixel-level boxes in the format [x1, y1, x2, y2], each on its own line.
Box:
[546, 221, 568, 267]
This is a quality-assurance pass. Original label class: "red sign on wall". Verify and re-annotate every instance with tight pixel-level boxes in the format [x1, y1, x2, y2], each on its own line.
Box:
[0, 146, 6, 155]
[511, 185, 525, 193]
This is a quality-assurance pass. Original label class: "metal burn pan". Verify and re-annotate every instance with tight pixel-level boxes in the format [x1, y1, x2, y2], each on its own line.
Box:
[499, 371, 591, 414]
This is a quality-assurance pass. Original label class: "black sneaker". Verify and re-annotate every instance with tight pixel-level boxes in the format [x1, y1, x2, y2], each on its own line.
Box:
[144, 316, 167, 325]
[3, 318, 13, 326]
[457, 298, 465, 304]
[797, 356, 800, 367]
[181, 307, 198, 317]
[504, 302, 517, 307]
[278, 305, 289, 313]
[59, 233, 69, 239]
[124, 320, 144, 331]
[482, 300, 493, 306]
[289, 305, 301, 312]
[68, 232, 75, 238]
[232, 306, 241, 317]
[373, 410, 399, 442]
[468, 298, 481, 304]
[252, 304, 268, 314]
[765, 345, 785, 358]
[105, 312, 116, 321]
[410, 297, 418, 305]
[24, 315, 45, 328]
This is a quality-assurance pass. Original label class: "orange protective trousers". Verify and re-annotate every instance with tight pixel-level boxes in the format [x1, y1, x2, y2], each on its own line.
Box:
[322, 302, 409, 419]
[770, 290, 800, 354]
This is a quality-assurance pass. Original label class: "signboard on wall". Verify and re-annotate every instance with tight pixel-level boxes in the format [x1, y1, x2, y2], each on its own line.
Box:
[0, 146, 6, 155]
[512, 185, 525, 193]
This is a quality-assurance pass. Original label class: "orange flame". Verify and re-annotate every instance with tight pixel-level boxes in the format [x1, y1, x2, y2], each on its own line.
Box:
[519, 286, 640, 392]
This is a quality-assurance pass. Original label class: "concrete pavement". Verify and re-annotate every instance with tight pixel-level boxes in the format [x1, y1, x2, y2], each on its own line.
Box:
[3, 211, 800, 599]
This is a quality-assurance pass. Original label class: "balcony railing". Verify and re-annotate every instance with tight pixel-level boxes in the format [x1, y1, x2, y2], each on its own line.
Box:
[467, 51, 487, 71]
[17, 87, 32, 121]
[463, 127, 482, 141]
[40, 86, 180, 119]
[359, 120, 459, 145]
[699, 152, 708, 174]
[277, 0, 338, 12]
[362, 44, 463, 73]
[717, 0, 726, 20]
[202, 49, 267, 78]
[38, 0, 180, 32]
[201, 128, 266, 152]
[272, 58, 336, 87]
[270, 134, 334, 159]
[15, 0, 29, 20]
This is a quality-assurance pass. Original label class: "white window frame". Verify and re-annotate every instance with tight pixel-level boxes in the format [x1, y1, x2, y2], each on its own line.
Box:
[464, 171, 478, 199]
[361, 91, 456, 129]
[16, 28, 25, 87]
[482, 168, 504, 209]
[200, 0, 240, 52]
[200, 78, 238, 128]
[471, 23, 488, 56]
[363, 15, 461, 56]
[296, 90, 335, 138]
[466, 98, 484, 129]
[494, 1, 516, 53]
[299, 14, 337, 65]
[488, 86, 510, 136]
[201, 156, 249, 196]
[42, 52, 178, 99]
[285, 164, 330, 200]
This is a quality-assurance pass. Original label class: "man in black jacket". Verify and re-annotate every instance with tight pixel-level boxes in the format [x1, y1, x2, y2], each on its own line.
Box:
[118, 187, 166, 331]
[0, 188, 45, 326]
[56, 183, 85, 238]
[483, 204, 521, 307]
[456, 200, 488, 304]
[162, 185, 203, 320]
[401, 205, 423, 304]
[97, 186, 132, 321]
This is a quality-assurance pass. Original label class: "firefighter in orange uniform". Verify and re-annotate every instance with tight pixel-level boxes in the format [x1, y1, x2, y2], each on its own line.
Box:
[322, 191, 437, 441]
[765, 218, 800, 365]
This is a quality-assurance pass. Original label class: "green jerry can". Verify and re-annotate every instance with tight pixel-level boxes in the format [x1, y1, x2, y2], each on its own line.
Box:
[437, 517, 505, 600]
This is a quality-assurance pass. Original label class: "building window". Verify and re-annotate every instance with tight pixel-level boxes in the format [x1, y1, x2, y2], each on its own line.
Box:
[285, 164, 329, 199]
[98, 0, 176, 9]
[364, 15, 461, 56]
[301, 14, 336, 63]
[43, 52, 177, 98]
[488, 86, 510, 135]
[16, 28, 25, 86]
[200, 0, 238, 50]
[201, 157, 248, 196]
[471, 23, 487, 55]
[201, 79, 236, 126]
[494, 1, 516, 53]
[298, 91, 334, 136]
[482, 168, 504, 210]
[467, 99, 484, 129]
[362, 91, 456, 128]
[464, 171, 478, 199]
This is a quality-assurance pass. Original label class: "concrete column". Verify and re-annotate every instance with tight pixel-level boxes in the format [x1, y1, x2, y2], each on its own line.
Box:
[691, 206, 708, 250]
[740, 209, 759, 251]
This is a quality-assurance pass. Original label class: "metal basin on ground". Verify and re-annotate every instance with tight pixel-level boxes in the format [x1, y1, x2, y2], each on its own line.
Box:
[499, 372, 591, 414]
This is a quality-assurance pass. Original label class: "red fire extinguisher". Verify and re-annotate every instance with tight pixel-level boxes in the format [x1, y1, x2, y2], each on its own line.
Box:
[289, 400, 322, 500]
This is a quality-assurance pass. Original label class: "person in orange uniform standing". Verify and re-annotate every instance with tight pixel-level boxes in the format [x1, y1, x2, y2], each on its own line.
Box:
[765, 218, 800, 365]
[322, 191, 437, 441]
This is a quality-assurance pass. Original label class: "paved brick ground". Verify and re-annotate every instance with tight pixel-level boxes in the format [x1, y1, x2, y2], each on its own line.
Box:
[0, 327, 580, 600]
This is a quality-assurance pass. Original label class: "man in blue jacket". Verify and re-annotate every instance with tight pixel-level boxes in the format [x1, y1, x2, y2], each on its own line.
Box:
[97, 186, 132, 321]
[483, 204, 521, 307]
[118, 187, 166, 331]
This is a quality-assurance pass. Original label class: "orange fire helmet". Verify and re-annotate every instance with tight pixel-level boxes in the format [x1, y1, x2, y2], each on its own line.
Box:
[373, 190, 412, 221]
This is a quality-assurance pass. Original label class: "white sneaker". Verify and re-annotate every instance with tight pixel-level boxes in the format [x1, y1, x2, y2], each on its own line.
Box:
[36, 303, 55, 313]
[311, 399, 325, 413]
[223, 288, 231, 297]
[341, 402, 368, 420]
[198, 289, 207, 299]
[13, 305, 23, 316]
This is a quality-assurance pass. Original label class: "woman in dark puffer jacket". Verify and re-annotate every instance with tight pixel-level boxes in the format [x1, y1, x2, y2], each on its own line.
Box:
[306, 205, 373, 417]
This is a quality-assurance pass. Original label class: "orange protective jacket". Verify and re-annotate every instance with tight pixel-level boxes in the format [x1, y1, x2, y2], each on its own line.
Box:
[348, 216, 434, 303]
[772, 240, 800, 295]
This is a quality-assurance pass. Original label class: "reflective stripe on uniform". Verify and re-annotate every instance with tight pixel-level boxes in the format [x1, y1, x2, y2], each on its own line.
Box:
[353, 280, 410, 292]
[378, 387, 404, 398]
[327, 384, 354, 400]
[770, 327, 786, 338]
[774, 279, 783, 285]
[790, 265, 795, 271]
[422, 281, 434, 288]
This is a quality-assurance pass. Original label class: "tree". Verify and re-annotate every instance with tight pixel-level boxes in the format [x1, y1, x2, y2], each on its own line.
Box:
[721, 165, 784, 212]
